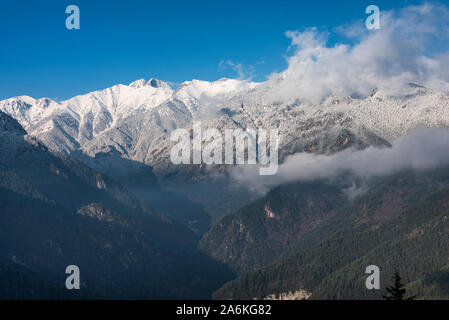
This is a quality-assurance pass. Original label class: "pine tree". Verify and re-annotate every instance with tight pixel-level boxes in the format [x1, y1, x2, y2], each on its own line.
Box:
[383, 271, 416, 300]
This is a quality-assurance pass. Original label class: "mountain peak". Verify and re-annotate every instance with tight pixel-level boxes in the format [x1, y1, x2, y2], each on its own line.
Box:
[129, 79, 147, 88]
[128, 78, 171, 89]
[148, 78, 165, 88]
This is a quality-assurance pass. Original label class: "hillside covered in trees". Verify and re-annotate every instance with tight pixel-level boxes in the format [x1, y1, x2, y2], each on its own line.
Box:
[202, 167, 449, 299]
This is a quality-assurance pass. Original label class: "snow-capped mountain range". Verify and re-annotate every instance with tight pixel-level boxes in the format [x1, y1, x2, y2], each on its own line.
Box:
[1, 77, 449, 180]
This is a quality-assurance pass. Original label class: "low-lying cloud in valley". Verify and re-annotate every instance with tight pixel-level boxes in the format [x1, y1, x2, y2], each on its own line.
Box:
[233, 128, 449, 194]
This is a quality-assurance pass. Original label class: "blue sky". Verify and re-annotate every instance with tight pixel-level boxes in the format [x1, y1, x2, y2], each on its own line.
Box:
[0, 0, 434, 100]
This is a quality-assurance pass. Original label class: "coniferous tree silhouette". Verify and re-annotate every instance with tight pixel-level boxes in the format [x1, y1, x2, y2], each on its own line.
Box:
[383, 271, 416, 300]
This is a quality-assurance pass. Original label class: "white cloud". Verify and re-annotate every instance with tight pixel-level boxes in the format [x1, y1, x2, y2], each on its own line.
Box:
[265, 3, 449, 104]
[218, 60, 255, 80]
[232, 128, 449, 194]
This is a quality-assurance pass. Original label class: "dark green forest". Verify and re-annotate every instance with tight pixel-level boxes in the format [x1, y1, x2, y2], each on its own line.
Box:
[203, 167, 449, 299]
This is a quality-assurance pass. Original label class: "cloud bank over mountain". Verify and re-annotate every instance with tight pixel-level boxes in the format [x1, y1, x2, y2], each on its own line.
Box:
[266, 3, 449, 104]
[234, 128, 449, 194]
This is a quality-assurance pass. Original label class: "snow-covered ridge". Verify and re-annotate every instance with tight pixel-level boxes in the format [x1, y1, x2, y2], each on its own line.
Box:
[0, 78, 174, 130]
[1, 77, 449, 179]
[175, 78, 259, 99]
[0, 77, 258, 153]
